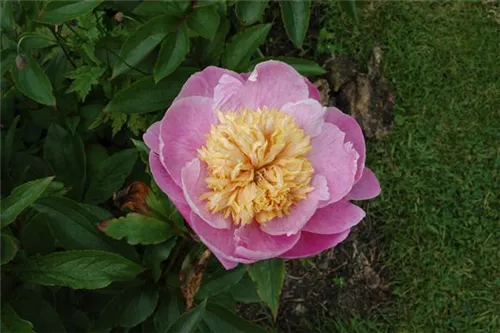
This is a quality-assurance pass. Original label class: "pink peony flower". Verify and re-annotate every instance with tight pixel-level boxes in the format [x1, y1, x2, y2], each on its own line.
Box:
[144, 61, 380, 269]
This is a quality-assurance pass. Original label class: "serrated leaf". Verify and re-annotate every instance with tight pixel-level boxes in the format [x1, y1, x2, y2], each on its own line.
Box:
[221, 24, 271, 71]
[10, 55, 56, 106]
[84, 149, 138, 204]
[1, 304, 34, 333]
[280, 0, 311, 48]
[1, 234, 18, 265]
[167, 300, 206, 333]
[112, 15, 181, 79]
[37, 1, 104, 25]
[196, 265, 246, 300]
[144, 238, 177, 282]
[248, 258, 285, 319]
[105, 68, 196, 114]
[100, 213, 174, 245]
[236, 0, 268, 25]
[66, 66, 105, 102]
[187, 6, 220, 40]
[203, 302, 268, 333]
[15, 250, 144, 289]
[0, 176, 54, 227]
[154, 25, 190, 82]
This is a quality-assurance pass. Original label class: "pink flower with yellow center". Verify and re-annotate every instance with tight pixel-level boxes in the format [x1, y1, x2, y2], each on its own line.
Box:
[144, 61, 380, 269]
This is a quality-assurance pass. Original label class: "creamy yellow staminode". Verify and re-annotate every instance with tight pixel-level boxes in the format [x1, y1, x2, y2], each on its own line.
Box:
[198, 108, 314, 225]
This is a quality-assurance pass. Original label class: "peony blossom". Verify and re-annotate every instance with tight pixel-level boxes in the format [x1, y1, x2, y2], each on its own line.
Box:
[144, 61, 380, 269]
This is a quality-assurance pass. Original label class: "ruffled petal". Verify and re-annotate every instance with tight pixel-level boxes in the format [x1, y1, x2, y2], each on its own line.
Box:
[303, 201, 365, 234]
[149, 153, 186, 205]
[281, 99, 325, 137]
[143, 121, 160, 153]
[280, 230, 350, 259]
[347, 167, 381, 200]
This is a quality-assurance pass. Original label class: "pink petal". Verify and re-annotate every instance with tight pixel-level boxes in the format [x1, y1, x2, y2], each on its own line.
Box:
[213, 74, 245, 112]
[304, 77, 321, 102]
[189, 211, 253, 264]
[175, 67, 243, 101]
[234, 223, 300, 261]
[181, 158, 231, 229]
[325, 107, 366, 181]
[303, 201, 365, 234]
[243, 61, 310, 110]
[159, 96, 216, 186]
[281, 99, 325, 137]
[143, 121, 160, 153]
[347, 167, 381, 200]
[260, 175, 329, 236]
[309, 123, 359, 205]
[149, 153, 186, 205]
[280, 230, 350, 259]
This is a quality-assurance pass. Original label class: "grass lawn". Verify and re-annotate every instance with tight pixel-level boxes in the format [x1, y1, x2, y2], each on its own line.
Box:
[315, 1, 500, 331]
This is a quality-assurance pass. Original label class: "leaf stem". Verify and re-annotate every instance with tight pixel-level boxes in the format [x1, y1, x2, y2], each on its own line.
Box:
[49, 27, 76, 68]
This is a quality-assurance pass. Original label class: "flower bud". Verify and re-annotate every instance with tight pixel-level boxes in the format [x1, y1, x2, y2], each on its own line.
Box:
[16, 55, 26, 71]
[114, 12, 124, 22]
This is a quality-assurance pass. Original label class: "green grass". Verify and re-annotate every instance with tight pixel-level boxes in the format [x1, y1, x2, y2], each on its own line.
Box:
[316, 1, 500, 332]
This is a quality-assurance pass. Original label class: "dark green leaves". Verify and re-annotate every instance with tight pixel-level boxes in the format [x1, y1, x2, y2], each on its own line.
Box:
[100, 213, 173, 245]
[155, 25, 190, 82]
[249, 57, 326, 76]
[16, 250, 143, 289]
[248, 259, 285, 318]
[187, 6, 220, 41]
[10, 55, 56, 106]
[196, 266, 246, 300]
[105, 68, 195, 114]
[203, 303, 268, 333]
[37, 1, 104, 25]
[112, 15, 181, 79]
[144, 239, 177, 282]
[1, 304, 34, 333]
[17, 33, 56, 52]
[1, 234, 18, 265]
[21, 213, 55, 256]
[66, 65, 105, 102]
[280, 0, 311, 48]
[222, 24, 271, 71]
[167, 300, 206, 333]
[1, 176, 53, 227]
[339, 0, 363, 24]
[84, 149, 137, 204]
[154, 290, 184, 333]
[236, 1, 268, 25]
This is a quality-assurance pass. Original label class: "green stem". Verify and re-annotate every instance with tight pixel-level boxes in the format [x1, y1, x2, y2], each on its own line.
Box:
[49, 28, 76, 68]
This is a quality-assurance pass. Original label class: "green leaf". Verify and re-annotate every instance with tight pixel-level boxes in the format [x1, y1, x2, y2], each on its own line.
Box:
[279, 0, 311, 48]
[228, 276, 260, 304]
[66, 65, 105, 102]
[112, 15, 181, 79]
[248, 258, 285, 319]
[105, 68, 196, 114]
[44, 124, 86, 199]
[196, 265, 246, 300]
[15, 250, 143, 289]
[1, 49, 16, 76]
[154, 25, 190, 82]
[221, 24, 271, 71]
[187, 6, 220, 40]
[10, 55, 56, 106]
[84, 149, 138, 204]
[339, 0, 362, 24]
[167, 300, 206, 333]
[1, 304, 34, 333]
[100, 213, 174, 245]
[18, 32, 56, 52]
[203, 303, 268, 333]
[32, 196, 139, 261]
[0, 176, 53, 228]
[236, 0, 268, 25]
[96, 284, 159, 329]
[249, 56, 326, 76]
[0, 1, 15, 31]
[154, 290, 184, 333]
[144, 238, 177, 282]
[200, 18, 230, 65]
[1, 234, 18, 265]
[133, 0, 190, 17]
[21, 213, 55, 256]
[37, 1, 104, 25]
[2, 115, 20, 172]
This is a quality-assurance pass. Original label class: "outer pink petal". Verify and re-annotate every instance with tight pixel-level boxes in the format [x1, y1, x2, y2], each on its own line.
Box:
[234, 223, 300, 261]
[189, 212, 254, 264]
[159, 96, 215, 186]
[260, 175, 329, 236]
[304, 77, 321, 102]
[175, 67, 243, 101]
[309, 123, 359, 205]
[243, 61, 310, 110]
[213, 74, 246, 112]
[181, 158, 231, 229]
[325, 107, 366, 181]
[280, 230, 350, 259]
[149, 153, 186, 205]
[143, 121, 160, 154]
[347, 167, 381, 200]
[281, 99, 325, 137]
[303, 201, 365, 234]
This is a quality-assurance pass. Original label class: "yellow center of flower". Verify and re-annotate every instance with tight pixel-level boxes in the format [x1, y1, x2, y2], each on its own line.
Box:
[198, 107, 314, 225]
